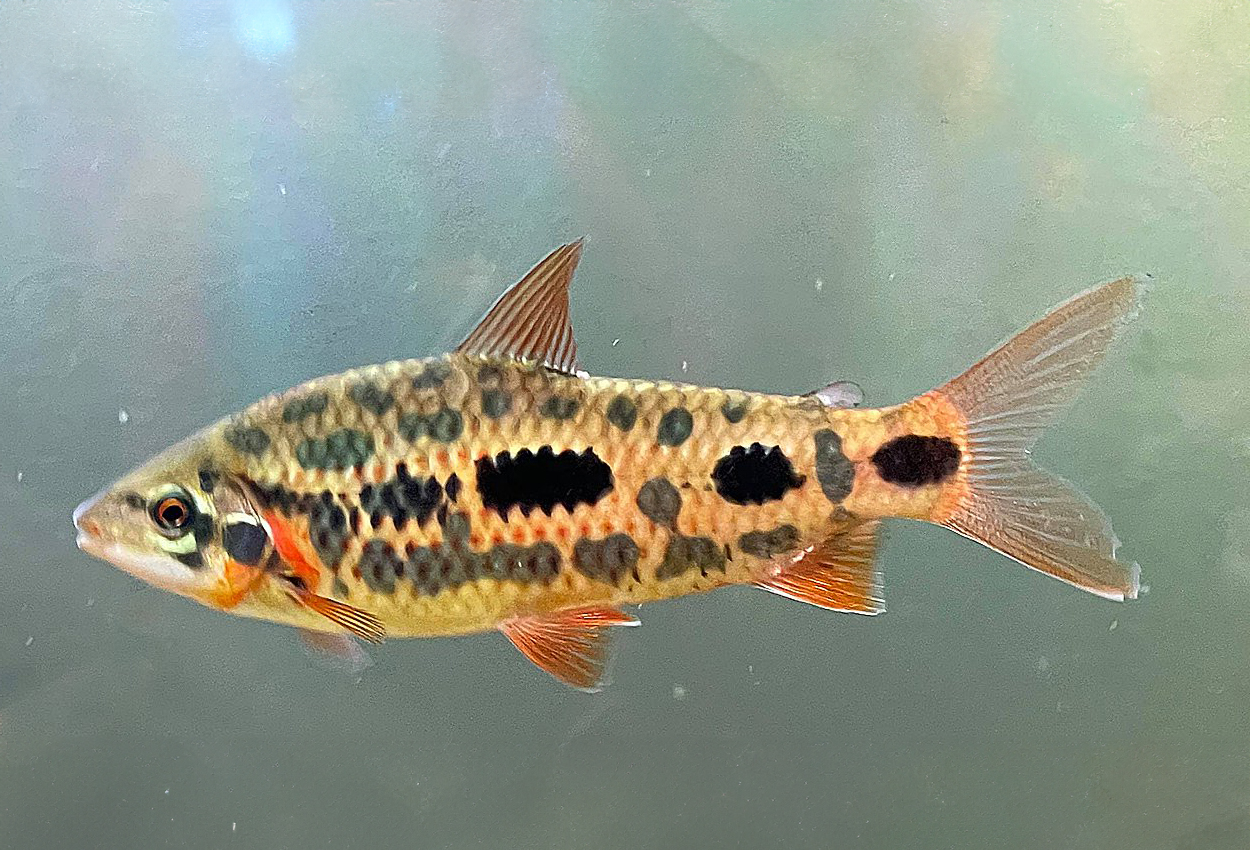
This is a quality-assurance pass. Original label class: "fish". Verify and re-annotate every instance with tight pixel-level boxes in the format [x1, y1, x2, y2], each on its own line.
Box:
[73, 241, 1144, 690]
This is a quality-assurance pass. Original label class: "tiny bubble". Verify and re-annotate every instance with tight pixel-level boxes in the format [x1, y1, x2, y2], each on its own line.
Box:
[1109, 619, 1118, 631]
[612, 338, 620, 347]
[164, 788, 170, 795]
[1036, 656, 1049, 673]
[118, 408, 129, 424]
[278, 183, 286, 196]
[86, 598, 95, 607]
[16, 471, 23, 483]
[233, 823, 237, 832]
[672, 685, 686, 700]
[814, 278, 824, 292]
[681, 360, 688, 372]
[888, 273, 896, 281]
[644, 168, 652, 177]
[24, 636, 32, 647]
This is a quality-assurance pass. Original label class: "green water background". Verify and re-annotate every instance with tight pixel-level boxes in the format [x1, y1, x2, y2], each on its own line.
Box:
[0, 2, 1247, 848]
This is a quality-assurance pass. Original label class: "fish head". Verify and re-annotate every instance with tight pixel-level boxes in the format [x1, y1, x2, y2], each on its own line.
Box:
[73, 434, 268, 608]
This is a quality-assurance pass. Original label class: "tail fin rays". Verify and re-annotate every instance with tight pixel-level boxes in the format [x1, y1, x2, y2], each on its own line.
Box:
[930, 276, 1145, 601]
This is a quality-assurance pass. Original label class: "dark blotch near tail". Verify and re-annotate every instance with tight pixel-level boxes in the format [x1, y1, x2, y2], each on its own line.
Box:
[711, 443, 806, 505]
[813, 429, 855, 503]
[872, 434, 961, 487]
[476, 446, 613, 518]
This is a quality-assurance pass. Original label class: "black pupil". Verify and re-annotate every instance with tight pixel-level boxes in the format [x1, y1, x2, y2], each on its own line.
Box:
[159, 499, 188, 527]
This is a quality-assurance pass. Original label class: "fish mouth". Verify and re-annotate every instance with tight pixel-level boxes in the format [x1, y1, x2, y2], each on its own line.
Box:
[73, 492, 106, 550]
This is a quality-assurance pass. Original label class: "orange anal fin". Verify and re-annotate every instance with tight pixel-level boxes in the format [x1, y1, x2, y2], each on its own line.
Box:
[261, 509, 322, 588]
[500, 607, 640, 692]
[294, 590, 386, 644]
[755, 520, 884, 615]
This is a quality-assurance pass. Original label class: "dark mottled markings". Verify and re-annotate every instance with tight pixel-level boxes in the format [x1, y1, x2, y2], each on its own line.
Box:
[478, 364, 503, 383]
[722, 399, 748, 424]
[657, 407, 694, 447]
[223, 521, 268, 566]
[349, 382, 395, 416]
[636, 477, 682, 527]
[402, 512, 561, 597]
[540, 395, 580, 421]
[359, 539, 403, 594]
[360, 463, 442, 531]
[198, 469, 217, 494]
[174, 509, 216, 570]
[309, 491, 349, 568]
[225, 425, 271, 456]
[412, 360, 452, 389]
[476, 445, 613, 518]
[332, 576, 351, 598]
[174, 550, 204, 569]
[814, 429, 855, 503]
[573, 534, 640, 585]
[296, 429, 374, 471]
[872, 434, 961, 487]
[122, 492, 145, 510]
[657, 535, 725, 580]
[606, 395, 637, 432]
[738, 525, 800, 558]
[283, 391, 329, 423]
[399, 408, 464, 444]
[445, 473, 461, 503]
[711, 443, 806, 505]
[481, 388, 512, 419]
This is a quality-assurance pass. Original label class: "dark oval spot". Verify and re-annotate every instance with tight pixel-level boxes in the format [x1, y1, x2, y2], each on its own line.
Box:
[872, 434, 961, 486]
[738, 525, 801, 558]
[283, 392, 329, 423]
[223, 521, 269, 566]
[413, 360, 452, 389]
[296, 429, 374, 470]
[225, 426, 271, 456]
[349, 382, 395, 416]
[657, 407, 694, 447]
[721, 398, 748, 423]
[636, 478, 682, 527]
[481, 388, 512, 419]
[540, 395, 580, 421]
[814, 429, 855, 503]
[606, 395, 637, 431]
[711, 443, 806, 505]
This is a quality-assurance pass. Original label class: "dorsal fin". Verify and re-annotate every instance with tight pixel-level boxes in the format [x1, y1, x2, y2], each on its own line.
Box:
[456, 240, 585, 374]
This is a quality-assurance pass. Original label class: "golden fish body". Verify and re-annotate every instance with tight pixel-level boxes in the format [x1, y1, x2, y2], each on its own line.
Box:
[74, 240, 1143, 689]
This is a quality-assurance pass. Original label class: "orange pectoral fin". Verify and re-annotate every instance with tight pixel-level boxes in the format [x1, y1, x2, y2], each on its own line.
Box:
[261, 509, 322, 589]
[500, 607, 640, 692]
[294, 590, 386, 644]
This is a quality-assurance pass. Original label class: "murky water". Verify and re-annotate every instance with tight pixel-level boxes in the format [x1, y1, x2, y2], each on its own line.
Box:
[1, 2, 1248, 848]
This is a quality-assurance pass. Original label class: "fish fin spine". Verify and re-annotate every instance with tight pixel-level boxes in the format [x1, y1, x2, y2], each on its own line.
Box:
[500, 606, 639, 692]
[754, 520, 884, 614]
[916, 275, 1144, 601]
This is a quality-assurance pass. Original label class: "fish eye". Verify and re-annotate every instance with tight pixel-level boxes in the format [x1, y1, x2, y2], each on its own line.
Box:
[150, 491, 196, 533]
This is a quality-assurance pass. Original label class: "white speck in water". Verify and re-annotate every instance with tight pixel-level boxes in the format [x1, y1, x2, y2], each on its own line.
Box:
[1109, 619, 1118, 631]
[888, 273, 896, 281]
[232, 822, 237, 833]
[747, 665, 753, 673]
[118, 408, 129, 424]
[612, 338, 620, 347]
[672, 685, 686, 700]
[16, 471, 23, 483]
[86, 598, 95, 607]
[1036, 656, 1050, 673]
[24, 636, 32, 647]
[164, 788, 169, 795]
[645, 168, 652, 177]
[681, 360, 688, 372]
[814, 277, 824, 292]
[278, 183, 286, 196]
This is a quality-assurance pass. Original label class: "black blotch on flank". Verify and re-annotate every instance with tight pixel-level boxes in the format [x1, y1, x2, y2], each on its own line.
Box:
[445, 473, 461, 503]
[636, 478, 682, 527]
[359, 539, 402, 594]
[573, 534, 639, 585]
[309, 491, 349, 568]
[657, 535, 725, 579]
[403, 511, 562, 596]
[475, 446, 613, 518]
[223, 521, 268, 566]
[872, 434, 962, 487]
[657, 407, 694, 446]
[710, 443, 806, 505]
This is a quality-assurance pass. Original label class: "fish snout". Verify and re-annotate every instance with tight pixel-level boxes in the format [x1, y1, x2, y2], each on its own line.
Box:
[73, 492, 105, 543]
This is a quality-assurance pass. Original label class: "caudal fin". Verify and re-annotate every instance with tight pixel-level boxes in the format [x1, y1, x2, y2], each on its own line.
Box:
[925, 276, 1145, 601]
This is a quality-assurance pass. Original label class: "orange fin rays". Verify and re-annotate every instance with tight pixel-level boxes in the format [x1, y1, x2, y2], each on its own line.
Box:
[293, 591, 386, 644]
[755, 520, 884, 614]
[455, 239, 584, 374]
[500, 606, 640, 691]
[928, 275, 1144, 601]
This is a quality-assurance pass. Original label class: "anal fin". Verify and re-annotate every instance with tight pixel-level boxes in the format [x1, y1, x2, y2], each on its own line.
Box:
[755, 520, 884, 614]
[500, 606, 639, 691]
